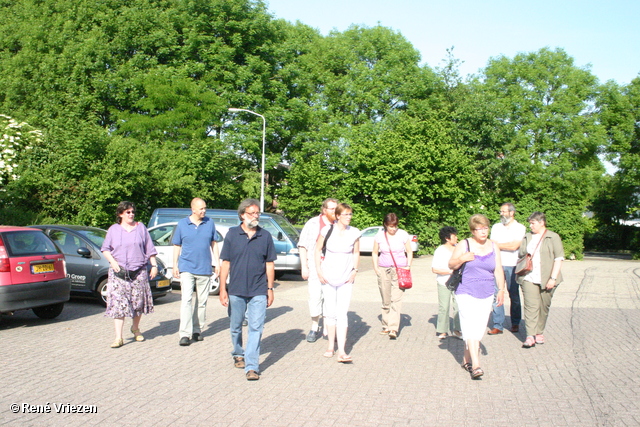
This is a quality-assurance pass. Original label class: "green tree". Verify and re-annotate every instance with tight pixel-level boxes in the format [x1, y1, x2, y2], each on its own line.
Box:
[346, 114, 482, 249]
[471, 48, 607, 257]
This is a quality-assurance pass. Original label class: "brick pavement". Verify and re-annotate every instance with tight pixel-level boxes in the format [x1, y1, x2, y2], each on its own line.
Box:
[1, 254, 639, 426]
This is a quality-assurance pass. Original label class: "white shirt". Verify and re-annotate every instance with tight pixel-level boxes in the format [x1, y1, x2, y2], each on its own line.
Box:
[432, 245, 454, 286]
[298, 215, 331, 272]
[490, 220, 526, 267]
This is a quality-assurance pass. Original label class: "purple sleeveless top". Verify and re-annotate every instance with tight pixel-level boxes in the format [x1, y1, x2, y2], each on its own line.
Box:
[455, 240, 496, 299]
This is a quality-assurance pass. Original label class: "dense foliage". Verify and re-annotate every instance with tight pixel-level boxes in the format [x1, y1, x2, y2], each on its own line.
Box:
[0, 0, 638, 256]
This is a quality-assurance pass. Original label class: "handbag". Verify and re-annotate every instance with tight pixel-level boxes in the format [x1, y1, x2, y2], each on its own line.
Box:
[385, 231, 412, 290]
[515, 231, 546, 276]
[445, 239, 470, 292]
[114, 265, 144, 281]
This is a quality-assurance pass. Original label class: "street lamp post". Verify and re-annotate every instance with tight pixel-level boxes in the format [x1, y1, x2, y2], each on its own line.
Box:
[228, 108, 266, 212]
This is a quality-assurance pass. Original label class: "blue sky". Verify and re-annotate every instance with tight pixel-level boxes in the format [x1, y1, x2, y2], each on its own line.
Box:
[265, 0, 640, 85]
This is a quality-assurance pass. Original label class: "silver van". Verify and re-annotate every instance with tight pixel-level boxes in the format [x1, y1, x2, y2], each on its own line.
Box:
[148, 208, 301, 277]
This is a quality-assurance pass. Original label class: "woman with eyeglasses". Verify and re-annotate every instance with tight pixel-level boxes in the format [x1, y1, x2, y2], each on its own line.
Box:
[315, 203, 360, 363]
[517, 212, 564, 349]
[448, 214, 506, 379]
[371, 213, 413, 340]
[101, 201, 158, 348]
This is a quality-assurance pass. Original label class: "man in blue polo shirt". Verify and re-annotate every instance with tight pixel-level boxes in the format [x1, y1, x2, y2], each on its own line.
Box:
[173, 197, 219, 346]
[219, 198, 276, 381]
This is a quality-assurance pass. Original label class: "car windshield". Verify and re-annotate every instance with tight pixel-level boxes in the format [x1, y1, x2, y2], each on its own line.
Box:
[271, 215, 299, 243]
[362, 227, 380, 237]
[76, 229, 107, 247]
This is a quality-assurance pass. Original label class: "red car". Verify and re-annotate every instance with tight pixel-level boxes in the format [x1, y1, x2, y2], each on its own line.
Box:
[0, 226, 71, 319]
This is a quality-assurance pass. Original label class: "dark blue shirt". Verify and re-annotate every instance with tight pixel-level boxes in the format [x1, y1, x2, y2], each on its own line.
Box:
[172, 216, 217, 275]
[221, 225, 277, 297]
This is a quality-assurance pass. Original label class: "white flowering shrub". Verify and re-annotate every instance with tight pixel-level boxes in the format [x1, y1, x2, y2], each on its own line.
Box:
[0, 114, 42, 186]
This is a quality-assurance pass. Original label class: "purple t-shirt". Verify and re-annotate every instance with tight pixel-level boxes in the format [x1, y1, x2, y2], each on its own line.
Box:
[455, 240, 496, 299]
[101, 223, 157, 270]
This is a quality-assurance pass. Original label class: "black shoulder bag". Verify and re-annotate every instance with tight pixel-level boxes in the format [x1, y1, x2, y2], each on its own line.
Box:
[320, 224, 334, 260]
[445, 239, 470, 292]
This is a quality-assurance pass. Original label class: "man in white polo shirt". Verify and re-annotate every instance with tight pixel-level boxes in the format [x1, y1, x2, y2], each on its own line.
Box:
[488, 203, 526, 334]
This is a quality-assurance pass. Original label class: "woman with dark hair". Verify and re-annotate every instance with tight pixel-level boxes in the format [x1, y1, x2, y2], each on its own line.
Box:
[315, 203, 360, 362]
[101, 201, 158, 348]
[371, 213, 413, 339]
[432, 226, 462, 340]
[517, 212, 565, 348]
[449, 214, 506, 379]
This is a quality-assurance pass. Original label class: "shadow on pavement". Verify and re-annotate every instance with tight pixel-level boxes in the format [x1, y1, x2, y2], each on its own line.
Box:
[345, 311, 371, 354]
[260, 328, 305, 372]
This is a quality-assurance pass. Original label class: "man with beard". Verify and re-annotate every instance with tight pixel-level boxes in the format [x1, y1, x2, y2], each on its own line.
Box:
[218, 198, 276, 381]
[173, 197, 219, 346]
[488, 203, 527, 334]
[298, 198, 338, 342]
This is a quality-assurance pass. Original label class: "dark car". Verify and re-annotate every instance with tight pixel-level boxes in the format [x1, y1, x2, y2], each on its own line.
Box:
[32, 225, 171, 305]
[0, 226, 71, 319]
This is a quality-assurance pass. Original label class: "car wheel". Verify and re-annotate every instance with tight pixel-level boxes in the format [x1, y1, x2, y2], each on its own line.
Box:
[32, 302, 65, 319]
[209, 276, 220, 296]
[97, 278, 109, 307]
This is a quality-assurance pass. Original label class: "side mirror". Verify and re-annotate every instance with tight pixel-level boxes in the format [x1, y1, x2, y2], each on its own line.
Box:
[77, 247, 92, 257]
[277, 231, 284, 241]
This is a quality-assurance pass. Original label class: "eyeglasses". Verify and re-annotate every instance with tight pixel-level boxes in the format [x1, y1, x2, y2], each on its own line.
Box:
[473, 227, 489, 232]
[245, 211, 260, 217]
[340, 213, 353, 217]
[124, 210, 135, 215]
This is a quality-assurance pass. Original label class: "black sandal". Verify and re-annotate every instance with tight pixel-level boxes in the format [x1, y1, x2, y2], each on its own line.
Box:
[471, 367, 484, 379]
[461, 362, 472, 373]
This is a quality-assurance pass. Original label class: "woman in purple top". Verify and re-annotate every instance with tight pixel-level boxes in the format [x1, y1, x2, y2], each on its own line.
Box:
[101, 201, 158, 348]
[372, 213, 413, 339]
[449, 214, 506, 379]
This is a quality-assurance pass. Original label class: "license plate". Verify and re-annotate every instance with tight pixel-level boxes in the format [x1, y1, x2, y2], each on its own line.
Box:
[32, 263, 55, 274]
[156, 279, 170, 289]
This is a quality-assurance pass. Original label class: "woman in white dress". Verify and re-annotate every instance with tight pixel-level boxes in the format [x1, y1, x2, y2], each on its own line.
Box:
[315, 203, 360, 363]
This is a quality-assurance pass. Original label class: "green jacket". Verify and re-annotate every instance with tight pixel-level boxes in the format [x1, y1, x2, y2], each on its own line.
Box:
[517, 230, 564, 285]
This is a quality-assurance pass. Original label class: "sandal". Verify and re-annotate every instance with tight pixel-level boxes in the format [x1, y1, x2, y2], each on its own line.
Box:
[130, 327, 144, 342]
[461, 362, 472, 373]
[471, 367, 484, 379]
[323, 350, 334, 358]
[522, 336, 536, 348]
[233, 356, 245, 369]
[337, 354, 353, 363]
[535, 334, 545, 344]
[110, 339, 124, 348]
[437, 333, 448, 340]
[380, 329, 390, 335]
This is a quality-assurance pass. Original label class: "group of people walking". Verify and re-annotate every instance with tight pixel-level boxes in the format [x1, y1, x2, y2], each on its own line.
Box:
[101, 198, 275, 381]
[100, 197, 564, 382]
[433, 204, 565, 379]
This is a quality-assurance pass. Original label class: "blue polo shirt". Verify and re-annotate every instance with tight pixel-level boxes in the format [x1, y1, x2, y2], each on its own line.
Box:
[221, 225, 277, 297]
[172, 216, 217, 275]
